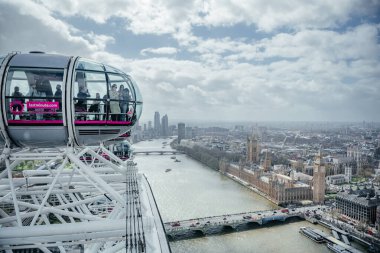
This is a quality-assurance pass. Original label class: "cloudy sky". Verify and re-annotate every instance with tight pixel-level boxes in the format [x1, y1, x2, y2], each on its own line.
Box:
[0, 0, 379, 124]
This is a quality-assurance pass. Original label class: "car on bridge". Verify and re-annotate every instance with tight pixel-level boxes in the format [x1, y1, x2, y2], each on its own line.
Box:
[171, 222, 180, 227]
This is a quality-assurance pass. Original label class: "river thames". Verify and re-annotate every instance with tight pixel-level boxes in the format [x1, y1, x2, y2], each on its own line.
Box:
[134, 138, 332, 253]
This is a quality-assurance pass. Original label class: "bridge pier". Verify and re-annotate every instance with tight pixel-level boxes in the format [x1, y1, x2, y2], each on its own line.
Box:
[166, 229, 205, 241]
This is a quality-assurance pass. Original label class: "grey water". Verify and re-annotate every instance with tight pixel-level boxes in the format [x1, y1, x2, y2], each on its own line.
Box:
[133, 138, 331, 253]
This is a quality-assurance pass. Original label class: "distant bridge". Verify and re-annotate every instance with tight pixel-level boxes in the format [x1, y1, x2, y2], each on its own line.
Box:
[164, 206, 325, 240]
[133, 150, 185, 155]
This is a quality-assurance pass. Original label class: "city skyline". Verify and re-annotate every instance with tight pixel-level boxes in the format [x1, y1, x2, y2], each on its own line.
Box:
[0, 1, 379, 122]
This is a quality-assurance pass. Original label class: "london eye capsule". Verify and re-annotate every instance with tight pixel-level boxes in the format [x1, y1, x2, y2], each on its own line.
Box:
[0, 52, 143, 147]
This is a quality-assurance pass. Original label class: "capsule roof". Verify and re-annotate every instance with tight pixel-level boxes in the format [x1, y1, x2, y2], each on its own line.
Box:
[9, 53, 71, 68]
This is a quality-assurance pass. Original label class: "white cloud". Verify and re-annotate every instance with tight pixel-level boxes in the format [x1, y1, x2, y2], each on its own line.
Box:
[186, 23, 380, 65]
[37, 0, 202, 35]
[157, 82, 176, 92]
[261, 24, 380, 61]
[199, 0, 379, 32]
[0, 0, 379, 122]
[140, 47, 179, 56]
[0, 0, 114, 56]
[27, 0, 380, 36]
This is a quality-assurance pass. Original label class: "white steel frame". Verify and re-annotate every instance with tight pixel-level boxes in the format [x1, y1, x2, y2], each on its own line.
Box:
[0, 144, 133, 253]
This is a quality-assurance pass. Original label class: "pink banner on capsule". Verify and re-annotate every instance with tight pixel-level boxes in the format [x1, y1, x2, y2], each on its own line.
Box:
[27, 101, 59, 109]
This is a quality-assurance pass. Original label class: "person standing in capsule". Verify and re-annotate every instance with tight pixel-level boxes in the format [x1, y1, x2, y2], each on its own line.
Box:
[110, 84, 120, 121]
[76, 86, 90, 120]
[26, 82, 46, 120]
[54, 84, 62, 118]
[119, 84, 130, 121]
[11, 86, 24, 119]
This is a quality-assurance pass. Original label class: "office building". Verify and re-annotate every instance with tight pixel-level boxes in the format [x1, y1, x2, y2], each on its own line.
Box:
[178, 123, 185, 144]
[161, 114, 169, 137]
[336, 186, 380, 224]
[154, 111, 161, 137]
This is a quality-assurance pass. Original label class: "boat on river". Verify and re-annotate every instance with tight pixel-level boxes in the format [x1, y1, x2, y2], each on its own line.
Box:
[299, 227, 324, 243]
[326, 243, 351, 253]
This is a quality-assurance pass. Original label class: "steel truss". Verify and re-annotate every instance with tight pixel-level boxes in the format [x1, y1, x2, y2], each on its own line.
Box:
[0, 144, 146, 253]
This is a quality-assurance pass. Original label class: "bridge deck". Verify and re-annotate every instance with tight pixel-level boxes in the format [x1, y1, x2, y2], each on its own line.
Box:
[133, 150, 185, 155]
[164, 206, 325, 239]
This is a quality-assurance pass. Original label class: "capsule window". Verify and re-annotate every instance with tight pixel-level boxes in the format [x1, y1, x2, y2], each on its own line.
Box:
[127, 75, 143, 122]
[73, 58, 135, 125]
[74, 71, 107, 122]
[76, 59, 104, 72]
[5, 68, 64, 125]
[107, 73, 136, 123]
[104, 64, 122, 74]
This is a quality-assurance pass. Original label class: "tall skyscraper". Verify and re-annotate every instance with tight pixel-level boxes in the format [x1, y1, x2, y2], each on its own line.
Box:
[178, 123, 185, 144]
[246, 134, 259, 163]
[313, 151, 326, 204]
[161, 114, 169, 137]
[154, 111, 160, 137]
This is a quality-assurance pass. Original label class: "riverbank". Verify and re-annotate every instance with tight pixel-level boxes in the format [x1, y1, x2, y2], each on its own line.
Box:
[223, 172, 280, 206]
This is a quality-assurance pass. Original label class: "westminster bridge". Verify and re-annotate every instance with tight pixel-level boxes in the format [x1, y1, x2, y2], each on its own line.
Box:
[164, 205, 326, 240]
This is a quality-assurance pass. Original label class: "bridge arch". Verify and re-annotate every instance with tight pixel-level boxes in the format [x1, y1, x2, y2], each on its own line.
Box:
[192, 229, 205, 236]
[245, 221, 262, 227]
[166, 234, 174, 241]
[221, 225, 236, 231]
[283, 215, 303, 223]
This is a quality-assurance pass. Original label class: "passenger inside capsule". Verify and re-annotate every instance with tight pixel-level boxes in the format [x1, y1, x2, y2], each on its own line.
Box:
[11, 86, 24, 120]
[110, 83, 120, 121]
[119, 85, 130, 121]
[76, 86, 90, 120]
[26, 83, 46, 120]
[54, 84, 62, 119]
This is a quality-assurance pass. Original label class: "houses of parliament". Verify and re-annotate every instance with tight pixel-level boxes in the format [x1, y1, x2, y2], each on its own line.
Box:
[220, 134, 325, 206]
